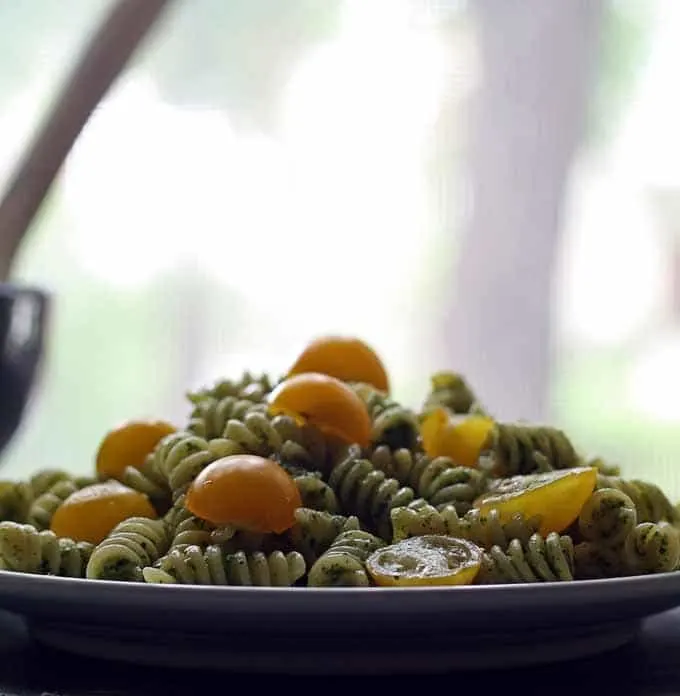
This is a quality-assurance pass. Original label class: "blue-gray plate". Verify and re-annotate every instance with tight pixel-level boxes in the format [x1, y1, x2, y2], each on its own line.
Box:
[0, 570, 678, 673]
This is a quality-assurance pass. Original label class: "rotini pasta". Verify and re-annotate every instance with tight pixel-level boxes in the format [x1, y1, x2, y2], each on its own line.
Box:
[328, 449, 415, 538]
[187, 371, 275, 406]
[351, 382, 420, 450]
[462, 508, 540, 550]
[162, 494, 224, 548]
[624, 522, 680, 574]
[476, 533, 575, 584]
[421, 370, 486, 416]
[587, 457, 621, 477]
[4, 340, 680, 589]
[577, 488, 637, 545]
[187, 396, 263, 440]
[120, 454, 171, 503]
[143, 545, 305, 586]
[287, 469, 340, 514]
[27, 479, 79, 531]
[370, 446, 486, 513]
[0, 521, 93, 577]
[389, 498, 448, 541]
[596, 475, 677, 525]
[86, 517, 171, 581]
[389, 498, 539, 549]
[28, 470, 69, 497]
[481, 424, 580, 476]
[308, 529, 385, 587]
[285, 507, 360, 565]
[151, 431, 237, 497]
[172, 513, 217, 548]
[0, 481, 33, 523]
[221, 412, 289, 459]
[573, 541, 626, 580]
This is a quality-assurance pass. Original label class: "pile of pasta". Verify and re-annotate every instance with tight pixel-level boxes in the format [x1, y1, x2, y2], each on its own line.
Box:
[0, 335, 678, 588]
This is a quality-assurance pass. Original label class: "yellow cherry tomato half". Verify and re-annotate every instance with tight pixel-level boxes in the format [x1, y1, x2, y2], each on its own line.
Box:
[185, 455, 301, 533]
[420, 407, 495, 468]
[473, 467, 598, 536]
[96, 419, 177, 480]
[51, 481, 157, 545]
[267, 372, 372, 448]
[366, 535, 483, 587]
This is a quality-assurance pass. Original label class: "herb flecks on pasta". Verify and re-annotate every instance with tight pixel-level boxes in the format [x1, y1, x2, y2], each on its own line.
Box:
[2, 334, 679, 587]
[0, 521, 93, 577]
[144, 546, 306, 586]
[86, 517, 171, 581]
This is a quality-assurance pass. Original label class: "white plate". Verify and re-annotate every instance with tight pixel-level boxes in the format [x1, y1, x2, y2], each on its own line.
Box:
[0, 570, 678, 674]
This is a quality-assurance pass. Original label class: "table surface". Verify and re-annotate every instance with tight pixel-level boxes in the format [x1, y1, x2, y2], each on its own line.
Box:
[2, 608, 680, 695]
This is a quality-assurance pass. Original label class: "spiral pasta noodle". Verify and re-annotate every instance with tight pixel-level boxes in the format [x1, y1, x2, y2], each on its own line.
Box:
[29, 469, 72, 497]
[596, 475, 677, 524]
[285, 507, 360, 565]
[0, 521, 93, 577]
[143, 545, 305, 586]
[121, 455, 171, 503]
[389, 498, 539, 550]
[351, 382, 420, 450]
[221, 411, 290, 459]
[476, 533, 575, 584]
[421, 370, 486, 417]
[28, 470, 95, 498]
[151, 431, 237, 497]
[27, 479, 80, 531]
[173, 514, 218, 548]
[577, 488, 637, 545]
[188, 396, 263, 440]
[463, 508, 541, 550]
[187, 371, 275, 406]
[573, 541, 626, 580]
[370, 446, 486, 514]
[272, 414, 331, 471]
[328, 449, 415, 538]
[288, 469, 340, 514]
[624, 522, 680, 574]
[86, 517, 172, 581]
[389, 499, 448, 541]
[161, 494, 225, 548]
[308, 529, 385, 587]
[0, 481, 33, 523]
[482, 424, 580, 476]
[587, 457, 621, 477]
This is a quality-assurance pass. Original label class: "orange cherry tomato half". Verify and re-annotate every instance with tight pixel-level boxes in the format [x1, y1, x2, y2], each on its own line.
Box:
[96, 420, 177, 480]
[421, 407, 495, 468]
[267, 372, 372, 448]
[287, 336, 390, 394]
[50, 481, 157, 545]
[185, 455, 301, 533]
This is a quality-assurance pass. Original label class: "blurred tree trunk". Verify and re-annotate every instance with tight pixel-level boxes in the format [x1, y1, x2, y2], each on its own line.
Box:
[439, 0, 604, 423]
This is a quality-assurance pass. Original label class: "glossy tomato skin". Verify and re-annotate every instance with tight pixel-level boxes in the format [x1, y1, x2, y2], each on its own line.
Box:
[420, 407, 494, 468]
[96, 420, 176, 480]
[50, 480, 157, 544]
[288, 336, 390, 394]
[267, 372, 372, 448]
[186, 455, 301, 534]
[474, 467, 598, 535]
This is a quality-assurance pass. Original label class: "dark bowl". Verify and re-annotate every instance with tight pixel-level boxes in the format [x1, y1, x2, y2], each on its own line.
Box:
[0, 284, 50, 459]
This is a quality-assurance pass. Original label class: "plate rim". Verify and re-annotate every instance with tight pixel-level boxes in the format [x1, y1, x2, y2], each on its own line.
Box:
[0, 567, 679, 597]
